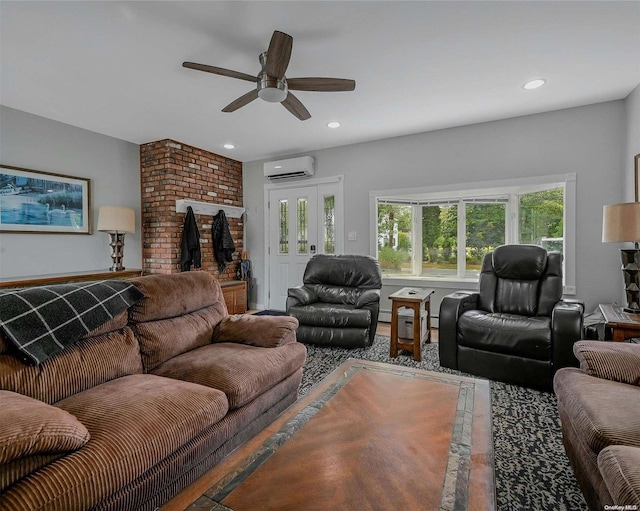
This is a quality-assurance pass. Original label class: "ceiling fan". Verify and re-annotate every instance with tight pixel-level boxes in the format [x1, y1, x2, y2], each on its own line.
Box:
[182, 30, 356, 121]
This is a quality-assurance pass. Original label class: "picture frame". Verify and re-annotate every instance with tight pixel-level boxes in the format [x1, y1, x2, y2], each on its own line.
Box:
[636, 153, 640, 202]
[0, 164, 92, 234]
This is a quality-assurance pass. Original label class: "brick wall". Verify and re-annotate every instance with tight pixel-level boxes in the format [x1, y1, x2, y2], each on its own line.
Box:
[140, 139, 243, 279]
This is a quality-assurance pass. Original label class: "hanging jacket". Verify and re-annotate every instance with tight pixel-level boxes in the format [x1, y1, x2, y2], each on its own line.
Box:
[180, 206, 201, 271]
[212, 210, 235, 273]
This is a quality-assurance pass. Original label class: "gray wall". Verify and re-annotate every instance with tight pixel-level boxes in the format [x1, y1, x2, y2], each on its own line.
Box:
[626, 84, 640, 200]
[0, 106, 141, 278]
[244, 101, 629, 314]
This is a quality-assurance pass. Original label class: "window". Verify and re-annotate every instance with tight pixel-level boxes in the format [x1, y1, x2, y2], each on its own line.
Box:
[371, 174, 575, 292]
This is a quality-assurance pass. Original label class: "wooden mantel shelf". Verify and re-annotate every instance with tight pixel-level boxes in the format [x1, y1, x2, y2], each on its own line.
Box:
[0, 269, 143, 289]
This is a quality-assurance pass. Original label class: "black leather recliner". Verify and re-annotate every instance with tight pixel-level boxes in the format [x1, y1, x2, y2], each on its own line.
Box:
[439, 244, 584, 390]
[286, 254, 382, 348]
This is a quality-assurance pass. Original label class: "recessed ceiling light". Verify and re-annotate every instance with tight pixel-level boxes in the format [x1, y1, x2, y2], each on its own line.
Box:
[327, 121, 341, 129]
[223, 143, 235, 150]
[523, 79, 546, 90]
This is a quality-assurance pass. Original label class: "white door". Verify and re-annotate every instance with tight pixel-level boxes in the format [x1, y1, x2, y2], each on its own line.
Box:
[267, 179, 343, 310]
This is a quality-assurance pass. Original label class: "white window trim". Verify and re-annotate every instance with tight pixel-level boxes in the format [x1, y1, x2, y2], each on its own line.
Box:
[370, 173, 576, 295]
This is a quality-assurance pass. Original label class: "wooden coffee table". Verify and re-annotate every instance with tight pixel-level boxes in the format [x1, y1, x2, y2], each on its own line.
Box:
[170, 360, 495, 511]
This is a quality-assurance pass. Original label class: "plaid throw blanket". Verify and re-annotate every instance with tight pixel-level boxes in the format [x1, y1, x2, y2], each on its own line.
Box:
[0, 280, 145, 365]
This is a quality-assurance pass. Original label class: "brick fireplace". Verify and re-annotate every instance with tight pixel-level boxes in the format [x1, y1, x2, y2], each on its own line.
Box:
[140, 139, 243, 280]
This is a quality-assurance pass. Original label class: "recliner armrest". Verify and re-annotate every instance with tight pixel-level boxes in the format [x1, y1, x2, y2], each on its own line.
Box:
[355, 289, 380, 308]
[438, 291, 479, 369]
[551, 300, 585, 371]
[287, 286, 318, 306]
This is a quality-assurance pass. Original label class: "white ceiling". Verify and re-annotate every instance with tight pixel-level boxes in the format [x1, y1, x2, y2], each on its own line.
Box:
[2, 1, 639, 163]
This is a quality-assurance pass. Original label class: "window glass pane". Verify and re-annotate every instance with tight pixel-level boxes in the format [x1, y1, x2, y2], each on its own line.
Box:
[519, 187, 564, 254]
[465, 203, 506, 276]
[297, 197, 308, 254]
[377, 203, 412, 275]
[279, 199, 288, 254]
[323, 195, 335, 254]
[422, 204, 458, 276]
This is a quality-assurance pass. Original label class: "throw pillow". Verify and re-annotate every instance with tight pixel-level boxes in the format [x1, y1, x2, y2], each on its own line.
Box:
[573, 340, 640, 386]
[0, 390, 90, 463]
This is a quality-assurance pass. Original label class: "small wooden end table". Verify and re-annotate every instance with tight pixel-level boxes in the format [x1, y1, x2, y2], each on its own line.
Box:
[389, 287, 435, 362]
[599, 304, 640, 342]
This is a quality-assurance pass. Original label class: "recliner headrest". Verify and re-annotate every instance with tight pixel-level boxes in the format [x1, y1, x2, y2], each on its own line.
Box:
[303, 255, 382, 289]
[492, 244, 548, 280]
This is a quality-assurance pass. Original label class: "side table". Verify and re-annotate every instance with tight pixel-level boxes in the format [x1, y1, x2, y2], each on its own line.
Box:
[599, 304, 640, 342]
[390, 287, 435, 362]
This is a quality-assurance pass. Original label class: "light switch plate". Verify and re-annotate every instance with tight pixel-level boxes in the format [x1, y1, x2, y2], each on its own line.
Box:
[348, 231, 357, 241]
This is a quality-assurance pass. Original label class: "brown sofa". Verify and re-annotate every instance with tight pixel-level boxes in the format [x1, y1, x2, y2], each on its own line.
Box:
[0, 272, 307, 511]
[554, 341, 640, 510]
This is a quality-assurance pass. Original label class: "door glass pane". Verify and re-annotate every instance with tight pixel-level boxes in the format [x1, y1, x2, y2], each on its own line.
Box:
[323, 195, 335, 254]
[279, 199, 288, 254]
[297, 198, 308, 253]
[519, 187, 564, 254]
[465, 202, 506, 277]
[377, 203, 412, 275]
[422, 204, 457, 276]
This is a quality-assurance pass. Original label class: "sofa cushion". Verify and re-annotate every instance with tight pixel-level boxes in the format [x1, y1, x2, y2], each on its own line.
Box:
[131, 306, 225, 372]
[554, 368, 640, 456]
[213, 314, 299, 348]
[288, 303, 372, 328]
[0, 326, 142, 404]
[0, 390, 90, 464]
[151, 342, 307, 409]
[458, 311, 551, 360]
[128, 272, 226, 322]
[598, 445, 640, 506]
[574, 341, 640, 386]
[0, 374, 229, 511]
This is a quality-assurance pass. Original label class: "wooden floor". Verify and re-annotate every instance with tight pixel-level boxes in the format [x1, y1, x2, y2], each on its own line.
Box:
[164, 357, 493, 511]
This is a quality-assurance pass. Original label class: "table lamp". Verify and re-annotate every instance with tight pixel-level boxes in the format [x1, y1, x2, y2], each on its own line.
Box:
[602, 154, 640, 312]
[97, 206, 135, 271]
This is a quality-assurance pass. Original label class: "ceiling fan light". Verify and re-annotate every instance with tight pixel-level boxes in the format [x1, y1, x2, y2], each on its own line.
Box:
[258, 87, 287, 103]
[258, 74, 288, 103]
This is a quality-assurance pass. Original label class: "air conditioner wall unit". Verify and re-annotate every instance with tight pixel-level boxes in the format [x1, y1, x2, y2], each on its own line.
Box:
[264, 156, 315, 182]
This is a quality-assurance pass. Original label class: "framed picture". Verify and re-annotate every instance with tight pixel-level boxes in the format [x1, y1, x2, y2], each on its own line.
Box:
[636, 153, 640, 202]
[0, 164, 91, 234]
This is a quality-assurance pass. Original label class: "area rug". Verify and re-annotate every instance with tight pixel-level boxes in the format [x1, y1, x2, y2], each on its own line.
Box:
[299, 335, 587, 511]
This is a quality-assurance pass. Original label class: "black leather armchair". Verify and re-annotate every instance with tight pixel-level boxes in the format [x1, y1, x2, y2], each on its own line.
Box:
[439, 244, 584, 390]
[286, 254, 382, 348]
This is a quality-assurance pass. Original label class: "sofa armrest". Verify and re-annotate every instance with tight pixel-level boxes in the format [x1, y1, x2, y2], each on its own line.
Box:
[213, 314, 300, 348]
[0, 390, 90, 464]
[287, 286, 318, 307]
[438, 291, 479, 369]
[598, 446, 640, 506]
[355, 289, 380, 308]
[573, 340, 640, 386]
[551, 300, 585, 371]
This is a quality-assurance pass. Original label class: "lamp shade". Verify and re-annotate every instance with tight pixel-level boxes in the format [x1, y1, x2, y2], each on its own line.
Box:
[97, 206, 136, 233]
[602, 202, 640, 243]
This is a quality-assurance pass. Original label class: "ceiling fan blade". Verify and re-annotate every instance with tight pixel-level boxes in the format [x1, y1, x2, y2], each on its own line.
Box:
[183, 62, 257, 83]
[266, 30, 293, 79]
[282, 92, 311, 121]
[222, 89, 259, 113]
[287, 77, 356, 92]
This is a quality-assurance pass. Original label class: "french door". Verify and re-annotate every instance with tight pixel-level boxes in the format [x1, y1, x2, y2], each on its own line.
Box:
[266, 178, 343, 310]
